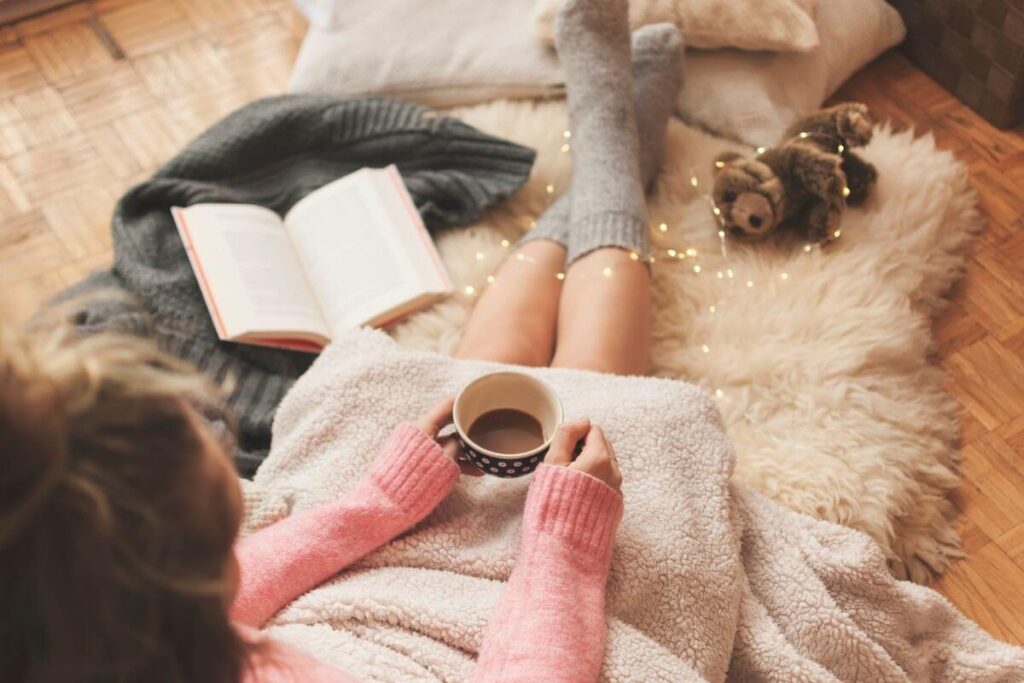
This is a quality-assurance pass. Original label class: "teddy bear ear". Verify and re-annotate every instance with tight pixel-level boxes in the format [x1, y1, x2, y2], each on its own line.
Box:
[713, 151, 743, 174]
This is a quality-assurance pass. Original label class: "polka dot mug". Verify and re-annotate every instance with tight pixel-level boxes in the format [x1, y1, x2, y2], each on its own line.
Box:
[453, 371, 563, 478]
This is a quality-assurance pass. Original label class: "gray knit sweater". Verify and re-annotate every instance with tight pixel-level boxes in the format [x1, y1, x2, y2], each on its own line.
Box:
[58, 96, 535, 476]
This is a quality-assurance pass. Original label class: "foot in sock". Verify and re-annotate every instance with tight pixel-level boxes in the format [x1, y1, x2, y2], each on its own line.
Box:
[558, 0, 644, 261]
[522, 23, 685, 254]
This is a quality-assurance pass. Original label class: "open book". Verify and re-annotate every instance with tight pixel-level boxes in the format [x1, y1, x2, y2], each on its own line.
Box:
[172, 165, 451, 353]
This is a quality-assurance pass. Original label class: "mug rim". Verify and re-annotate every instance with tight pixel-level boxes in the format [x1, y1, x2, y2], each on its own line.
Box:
[453, 371, 563, 460]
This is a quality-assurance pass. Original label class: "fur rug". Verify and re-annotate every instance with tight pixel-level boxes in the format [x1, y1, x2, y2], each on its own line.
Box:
[390, 100, 981, 581]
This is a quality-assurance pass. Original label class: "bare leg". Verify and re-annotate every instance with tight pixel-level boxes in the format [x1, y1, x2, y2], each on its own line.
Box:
[457, 23, 680, 371]
[454, 240, 566, 366]
[551, 248, 651, 375]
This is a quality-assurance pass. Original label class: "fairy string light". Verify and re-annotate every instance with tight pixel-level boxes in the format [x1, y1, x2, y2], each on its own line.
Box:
[455, 130, 852, 400]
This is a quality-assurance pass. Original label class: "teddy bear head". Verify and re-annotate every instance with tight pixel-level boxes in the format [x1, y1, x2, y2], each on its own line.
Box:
[711, 152, 787, 239]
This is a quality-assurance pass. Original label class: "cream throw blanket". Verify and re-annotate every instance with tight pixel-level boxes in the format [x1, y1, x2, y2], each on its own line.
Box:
[242, 328, 1024, 682]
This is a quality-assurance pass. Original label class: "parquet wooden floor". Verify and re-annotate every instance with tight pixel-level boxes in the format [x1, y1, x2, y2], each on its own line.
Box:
[3, 0, 1024, 647]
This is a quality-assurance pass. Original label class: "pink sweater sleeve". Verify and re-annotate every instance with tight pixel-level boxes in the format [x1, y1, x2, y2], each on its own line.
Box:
[473, 464, 624, 683]
[231, 424, 460, 628]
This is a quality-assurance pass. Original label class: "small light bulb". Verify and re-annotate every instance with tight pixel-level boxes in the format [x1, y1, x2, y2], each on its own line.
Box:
[686, 248, 697, 257]
[842, 186, 851, 198]
[556, 272, 565, 280]
[602, 267, 612, 277]
[712, 207, 722, 216]
[709, 305, 716, 313]
[487, 275, 496, 283]
[629, 252, 639, 261]
[693, 265, 702, 273]
[726, 269, 734, 278]
[690, 176, 699, 187]
[701, 344, 710, 354]
[516, 253, 525, 261]
[659, 222, 668, 232]
[837, 144, 845, 154]
[833, 229, 842, 239]
[715, 388, 724, 398]
[799, 131, 809, 139]
[476, 251, 485, 260]
[464, 285, 476, 295]
[715, 160, 726, 169]
[668, 249, 677, 257]
[545, 184, 555, 194]
[803, 244, 813, 252]
[718, 230, 726, 238]
[563, 130, 571, 139]
[756, 146, 767, 154]
[746, 280, 754, 288]
[717, 271, 724, 279]
[561, 143, 571, 153]
[501, 239, 510, 248]
[780, 272, 789, 280]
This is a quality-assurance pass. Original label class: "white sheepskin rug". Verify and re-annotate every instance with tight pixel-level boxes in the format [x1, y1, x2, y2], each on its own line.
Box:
[390, 99, 981, 582]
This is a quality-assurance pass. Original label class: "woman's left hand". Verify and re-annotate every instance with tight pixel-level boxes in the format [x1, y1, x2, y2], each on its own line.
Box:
[416, 396, 482, 477]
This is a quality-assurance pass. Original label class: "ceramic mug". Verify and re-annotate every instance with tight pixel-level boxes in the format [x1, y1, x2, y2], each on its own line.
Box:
[453, 371, 563, 478]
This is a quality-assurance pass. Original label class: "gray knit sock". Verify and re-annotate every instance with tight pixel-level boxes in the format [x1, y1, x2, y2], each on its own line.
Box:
[558, 0, 647, 265]
[522, 23, 685, 253]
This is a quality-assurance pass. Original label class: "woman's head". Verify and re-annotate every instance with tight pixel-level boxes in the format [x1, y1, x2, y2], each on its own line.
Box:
[0, 319, 248, 682]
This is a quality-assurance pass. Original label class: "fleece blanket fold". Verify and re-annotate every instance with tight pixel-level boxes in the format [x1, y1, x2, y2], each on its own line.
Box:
[243, 328, 1024, 682]
[53, 95, 535, 476]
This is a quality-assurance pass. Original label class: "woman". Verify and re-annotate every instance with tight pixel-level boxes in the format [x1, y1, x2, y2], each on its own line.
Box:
[1, 1, 683, 680]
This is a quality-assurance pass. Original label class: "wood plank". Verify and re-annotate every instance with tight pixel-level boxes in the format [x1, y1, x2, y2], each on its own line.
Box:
[0, 210, 72, 285]
[0, 41, 49, 97]
[932, 541, 1024, 644]
[5, 132, 115, 203]
[944, 338, 1024, 430]
[93, 0, 196, 58]
[132, 36, 233, 100]
[57, 61, 155, 128]
[955, 433, 1024, 539]
[934, 300, 988, 357]
[39, 186, 116, 259]
[20, 18, 118, 84]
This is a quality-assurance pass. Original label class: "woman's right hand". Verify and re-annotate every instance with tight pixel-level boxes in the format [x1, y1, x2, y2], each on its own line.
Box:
[543, 418, 622, 492]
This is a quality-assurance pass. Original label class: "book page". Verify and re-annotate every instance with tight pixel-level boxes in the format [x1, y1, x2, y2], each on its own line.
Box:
[284, 169, 435, 333]
[173, 205, 329, 339]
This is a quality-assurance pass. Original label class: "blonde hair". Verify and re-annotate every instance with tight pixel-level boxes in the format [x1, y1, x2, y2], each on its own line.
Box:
[0, 308, 251, 682]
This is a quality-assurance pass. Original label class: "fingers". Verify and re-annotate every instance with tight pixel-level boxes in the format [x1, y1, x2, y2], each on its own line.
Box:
[544, 418, 591, 466]
[440, 435, 483, 477]
[418, 396, 455, 438]
[459, 461, 485, 477]
[571, 425, 623, 491]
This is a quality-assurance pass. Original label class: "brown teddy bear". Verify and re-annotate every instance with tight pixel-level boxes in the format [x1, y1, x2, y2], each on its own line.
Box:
[711, 103, 879, 243]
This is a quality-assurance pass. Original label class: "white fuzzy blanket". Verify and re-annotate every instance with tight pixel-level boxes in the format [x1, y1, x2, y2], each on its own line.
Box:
[386, 100, 982, 581]
[243, 329, 1024, 682]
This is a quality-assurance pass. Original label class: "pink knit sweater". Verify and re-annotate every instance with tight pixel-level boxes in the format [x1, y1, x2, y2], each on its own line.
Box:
[232, 424, 623, 682]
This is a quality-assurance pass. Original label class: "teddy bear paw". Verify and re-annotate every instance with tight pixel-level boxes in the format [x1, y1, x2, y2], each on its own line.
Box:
[838, 103, 873, 148]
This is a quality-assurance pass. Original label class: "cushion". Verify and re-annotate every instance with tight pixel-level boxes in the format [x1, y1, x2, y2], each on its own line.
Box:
[287, 0, 905, 145]
[532, 0, 821, 53]
[678, 0, 907, 145]
[288, 0, 563, 108]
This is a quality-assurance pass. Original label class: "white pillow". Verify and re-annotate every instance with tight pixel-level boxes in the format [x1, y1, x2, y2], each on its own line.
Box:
[678, 0, 906, 145]
[533, 0, 821, 53]
[288, 0, 563, 108]
[287, 0, 904, 145]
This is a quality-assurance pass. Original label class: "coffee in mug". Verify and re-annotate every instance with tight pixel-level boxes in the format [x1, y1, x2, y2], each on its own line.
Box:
[453, 371, 563, 478]
[468, 408, 545, 454]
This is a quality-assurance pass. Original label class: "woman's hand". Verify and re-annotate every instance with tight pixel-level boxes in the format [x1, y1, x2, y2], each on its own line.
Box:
[544, 418, 622, 492]
[416, 396, 482, 477]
